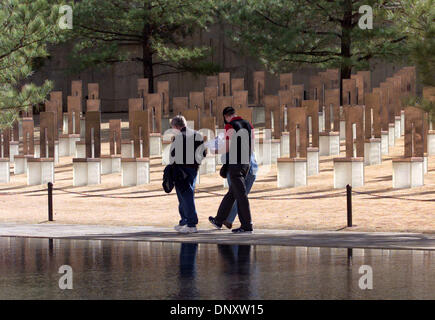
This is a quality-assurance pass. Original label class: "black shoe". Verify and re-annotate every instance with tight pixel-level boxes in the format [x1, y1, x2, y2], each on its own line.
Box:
[222, 221, 233, 229]
[209, 216, 222, 230]
[232, 227, 253, 234]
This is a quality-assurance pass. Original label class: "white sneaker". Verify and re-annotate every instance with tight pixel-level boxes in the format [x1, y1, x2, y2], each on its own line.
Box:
[178, 225, 198, 234]
[174, 225, 184, 232]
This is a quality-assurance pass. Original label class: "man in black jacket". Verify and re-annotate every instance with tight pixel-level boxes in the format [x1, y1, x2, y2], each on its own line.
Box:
[209, 107, 254, 233]
[170, 115, 206, 233]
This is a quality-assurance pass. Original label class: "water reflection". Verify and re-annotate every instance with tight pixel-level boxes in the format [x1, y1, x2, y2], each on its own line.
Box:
[0, 237, 433, 299]
[175, 243, 198, 299]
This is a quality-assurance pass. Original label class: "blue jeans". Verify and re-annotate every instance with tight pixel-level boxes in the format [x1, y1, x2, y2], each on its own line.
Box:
[225, 156, 257, 224]
[175, 167, 199, 227]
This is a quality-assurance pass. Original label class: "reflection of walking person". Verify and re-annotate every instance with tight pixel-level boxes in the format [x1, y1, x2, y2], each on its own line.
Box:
[176, 243, 198, 299]
[209, 107, 255, 233]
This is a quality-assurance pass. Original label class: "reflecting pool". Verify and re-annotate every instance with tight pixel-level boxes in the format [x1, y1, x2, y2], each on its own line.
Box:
[0, 237, 433, 299]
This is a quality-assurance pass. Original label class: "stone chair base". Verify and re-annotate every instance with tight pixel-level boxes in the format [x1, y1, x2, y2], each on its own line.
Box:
[256, 138, 281, 166]
[271, 139, 281, 164]
[0, 158, 10, 183]
[401, 111, 405, 136]
[27, 158, 55, 185]
[318, 112, 324, 133]
[307, 147, 319, 176]
[62, 114, 68, 135]
[162, 141, 172, 165]
[73, 158, 101, 187]
[9, 142, 19, 162]
[150, 134, 162, 157]
[14, 155, 33, 175]
[364, 138, 382, 166]
[75, 141, 86, 158]
[388, 124, 395, 147]
[121, 140, 134, 158]
[319, 132, 340, 156]
[280, 133, 289, 158]
[428, 131, 435, 156]
[381, 131, 389, 155]
[80, 117, 86, 139]
[199, 155, 216, 175]
[340, 120, 346, 141]
[277, 158, 307, 188]
[392, 157, 424, 189]
[333, 157, 364, 189]
[394, 116, 401, 139]
[59, 134, 80, 157]
[34, 142, 59, 164]
[424, 155, 428, 175]
[121, 158, 150, 186]
[101, 155, 121, 175]
[252, 106, 265, 125]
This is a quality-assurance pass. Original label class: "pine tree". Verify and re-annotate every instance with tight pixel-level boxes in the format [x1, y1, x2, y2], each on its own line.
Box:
[0, 0, 62, 128]
[388, 0, 435, 87]
[69, 0, 220, 93]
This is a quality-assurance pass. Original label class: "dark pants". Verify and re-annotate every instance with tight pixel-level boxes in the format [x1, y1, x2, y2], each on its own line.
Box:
[216, 164, 252, 230]
[175, 167, 198, 227]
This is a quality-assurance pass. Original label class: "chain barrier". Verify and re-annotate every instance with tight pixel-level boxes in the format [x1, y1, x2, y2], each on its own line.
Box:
[351, 189, 435, 202]
[1, 185, 433, 202]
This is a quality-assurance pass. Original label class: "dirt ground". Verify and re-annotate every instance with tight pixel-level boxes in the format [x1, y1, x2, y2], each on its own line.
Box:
[1, 119, 435, 234]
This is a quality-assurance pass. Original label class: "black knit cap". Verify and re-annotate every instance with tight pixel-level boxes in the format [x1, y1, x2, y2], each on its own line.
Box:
[222, 106, 235, 116]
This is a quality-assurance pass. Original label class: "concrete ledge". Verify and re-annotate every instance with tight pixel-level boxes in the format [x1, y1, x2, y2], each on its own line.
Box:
[0, 223, 434, 250]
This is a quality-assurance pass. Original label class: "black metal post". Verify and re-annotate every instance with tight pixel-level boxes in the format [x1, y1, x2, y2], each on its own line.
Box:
[346, 184, 352, 227]
[48, 182, 53, 222]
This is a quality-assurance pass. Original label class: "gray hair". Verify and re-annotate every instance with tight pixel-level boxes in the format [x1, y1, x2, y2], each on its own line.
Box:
[170, 115, 187, 128]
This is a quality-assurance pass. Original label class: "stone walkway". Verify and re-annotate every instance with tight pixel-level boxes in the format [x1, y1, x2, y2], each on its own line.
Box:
[0, 223, 434, 250]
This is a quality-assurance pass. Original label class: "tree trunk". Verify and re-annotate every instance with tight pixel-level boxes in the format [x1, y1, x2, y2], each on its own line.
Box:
[340, 0, 353, 105]
[142, 19, 154, 93]
[142, 41, 154, 93]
